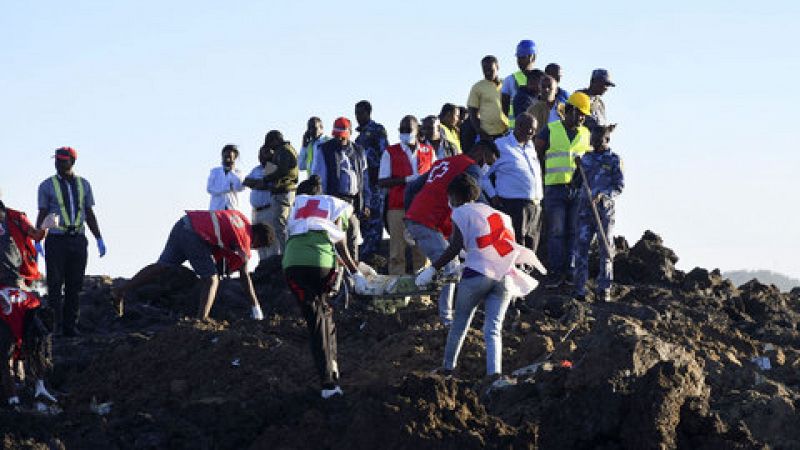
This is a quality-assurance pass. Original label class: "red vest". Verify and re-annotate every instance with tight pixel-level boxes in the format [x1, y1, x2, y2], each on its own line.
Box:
[386, 143, 435, 210]
[186, 210, 252, 272]
[0, 286, 40, 359]
[404, 154, 476, 237]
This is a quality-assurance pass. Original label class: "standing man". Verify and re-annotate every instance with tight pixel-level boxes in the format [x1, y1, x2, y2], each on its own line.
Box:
[243, 145, 275, 262]
[438, 103, 461, 156]
[354, 101, 388, 264]
[579, 69, 615, 131]
[544, 63, 570, 104]
[36, 147, 105, 336]
[378, 115, 435, 275]
[527, 74, 566, 134]
[467, 56, 509, 141]
[312, 117, 370, 258]
[421, 116, 456, 161]
[257, 131, 298, 256]
[206, 144, 245, 211]
[511, 69, 544, 127]
[482, 112, 543, 251]
[404, 142, 496, 326]
[458, 106, 477, 154]
[298, 117, 329, 174]
[534, 93, 592, 287]
[501, 40, 537, 129]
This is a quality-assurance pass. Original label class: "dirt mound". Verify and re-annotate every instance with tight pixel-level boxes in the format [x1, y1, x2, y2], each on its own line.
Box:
[1, 230, 798, 449]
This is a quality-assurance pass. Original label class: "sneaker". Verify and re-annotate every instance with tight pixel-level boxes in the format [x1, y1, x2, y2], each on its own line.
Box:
[321, 385, 343, 399]
[251, 305, 264, 321]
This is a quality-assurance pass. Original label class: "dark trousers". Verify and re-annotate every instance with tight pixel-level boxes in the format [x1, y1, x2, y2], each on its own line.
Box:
[45, 234, 88, 332]
[499, 198, 542, 252]
[285, 266, 338, 387]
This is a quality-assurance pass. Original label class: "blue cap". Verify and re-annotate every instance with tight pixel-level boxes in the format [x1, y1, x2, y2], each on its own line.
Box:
[515, 40, 537, 57]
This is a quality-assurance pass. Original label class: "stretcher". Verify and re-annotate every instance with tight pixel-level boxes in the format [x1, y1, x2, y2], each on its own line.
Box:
[351, 269, 460, 314]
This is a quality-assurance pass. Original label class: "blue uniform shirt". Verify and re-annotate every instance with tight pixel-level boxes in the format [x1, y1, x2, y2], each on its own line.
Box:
[355, 120, 387, 210]
[579, 149, 624, 200]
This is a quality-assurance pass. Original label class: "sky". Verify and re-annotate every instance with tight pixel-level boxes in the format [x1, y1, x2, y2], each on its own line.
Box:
[1, 0, 799, 280]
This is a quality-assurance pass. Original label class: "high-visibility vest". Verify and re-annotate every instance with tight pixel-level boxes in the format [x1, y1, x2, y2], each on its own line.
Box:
[440, 125, 461, 154]
[508, 70, 527, 129]
[544, 121, 590, 185]
[50, 175, 85, 233]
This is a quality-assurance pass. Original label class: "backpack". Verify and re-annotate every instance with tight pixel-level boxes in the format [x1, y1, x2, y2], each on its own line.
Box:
[4, 209, 41, 286]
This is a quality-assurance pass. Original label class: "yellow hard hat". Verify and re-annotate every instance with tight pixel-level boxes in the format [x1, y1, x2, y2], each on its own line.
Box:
[567, 92, 591, 116]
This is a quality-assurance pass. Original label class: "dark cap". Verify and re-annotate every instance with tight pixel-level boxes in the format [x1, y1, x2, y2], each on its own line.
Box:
[591, 69, 615, 87]
[54, 146, 77, 160]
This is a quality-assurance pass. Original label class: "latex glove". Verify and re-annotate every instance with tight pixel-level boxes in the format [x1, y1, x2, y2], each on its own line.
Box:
[352, 272, 369, 294]
[34, 380, 57, 403]
[404, 228, 416, 246]
[35, 241, 44, 258]
[97, 238, 107, 257]
[415, 266, 436, 287]
[404, 174, 416, 183]
[40, 213, 60, 230]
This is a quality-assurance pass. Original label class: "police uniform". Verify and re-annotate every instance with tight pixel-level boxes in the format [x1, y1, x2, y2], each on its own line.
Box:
[354, 120, 388, 261]
[573, 149, 624, 296]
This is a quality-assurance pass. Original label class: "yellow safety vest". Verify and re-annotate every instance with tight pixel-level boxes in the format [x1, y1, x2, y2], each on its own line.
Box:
[508, 70, 527, 129]
[440, 124, 462, 154]
[544, 121, 590, 185]
[50, 175, 85, 232]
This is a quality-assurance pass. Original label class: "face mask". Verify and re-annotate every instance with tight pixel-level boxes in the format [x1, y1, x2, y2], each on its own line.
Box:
[481, 163, 489, 175]
[399, 133, 416, 145]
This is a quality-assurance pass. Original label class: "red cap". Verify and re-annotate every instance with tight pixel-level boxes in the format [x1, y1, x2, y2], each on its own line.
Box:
[332, 117, 351, 139]
[54, 147, 77, 160]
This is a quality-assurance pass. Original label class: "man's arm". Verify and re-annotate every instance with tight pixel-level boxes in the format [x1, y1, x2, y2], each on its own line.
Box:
[230, 169, 245, 192]
[263, 147, 292, 183]
[85, 207, 102, 241]
[469, 107, 481, 137]
[431, 225, 464, 270]
[501, 94, 511, 117]
[207, 169, 230, 195]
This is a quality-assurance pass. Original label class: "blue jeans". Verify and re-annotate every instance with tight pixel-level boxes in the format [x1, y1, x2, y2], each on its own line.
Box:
[404, 220, 456, 324]
[443, 274, 511, 375]
[544, 184, 580, 277]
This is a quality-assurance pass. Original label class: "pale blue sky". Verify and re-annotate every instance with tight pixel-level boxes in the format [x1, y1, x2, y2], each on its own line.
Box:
[2, 1, 798, 279]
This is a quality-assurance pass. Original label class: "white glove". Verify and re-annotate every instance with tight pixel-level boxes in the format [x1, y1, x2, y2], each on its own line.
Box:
[404, 174, 417, 183]
[415, 266, 436, 287]
[358, 262, 378, 278]
[353, 272, 370, 294]
[404, 228, 416, 246]
[40, 213, 60, 230]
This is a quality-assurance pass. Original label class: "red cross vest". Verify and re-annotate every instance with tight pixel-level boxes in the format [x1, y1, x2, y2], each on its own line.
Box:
[0, 285, 41, 359]
[386, 143, 435, 210]
[450, 203, 542, 296]
[405, 154, 476, 237]
[287, 195, 353, 244]
[185, 210, 252, 272]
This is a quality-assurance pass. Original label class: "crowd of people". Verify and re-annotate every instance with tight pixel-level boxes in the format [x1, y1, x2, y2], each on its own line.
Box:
[0, 39, 625, 404]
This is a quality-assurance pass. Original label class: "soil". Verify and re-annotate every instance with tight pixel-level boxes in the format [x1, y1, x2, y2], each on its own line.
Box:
[1, 230, 798, 449]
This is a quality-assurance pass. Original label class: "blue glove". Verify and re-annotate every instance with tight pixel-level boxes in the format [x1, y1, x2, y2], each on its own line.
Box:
[34, 241, 44, 259]
[97, 238, 106, 257]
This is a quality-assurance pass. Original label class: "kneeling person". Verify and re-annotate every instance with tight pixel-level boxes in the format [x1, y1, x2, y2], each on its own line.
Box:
[113, 210, 272, 320]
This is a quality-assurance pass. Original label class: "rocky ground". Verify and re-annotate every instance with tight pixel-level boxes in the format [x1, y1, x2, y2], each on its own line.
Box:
[1, 230, 798, 449]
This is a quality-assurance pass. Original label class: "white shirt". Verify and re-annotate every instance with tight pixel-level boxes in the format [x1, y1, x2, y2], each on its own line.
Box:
[207, 166, 245, 210]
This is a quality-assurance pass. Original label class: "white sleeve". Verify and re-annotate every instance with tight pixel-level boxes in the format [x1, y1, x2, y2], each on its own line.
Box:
[230, 168, 245, 192]
[378, 150, 392, 179]
[206, 168, 228, 195]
